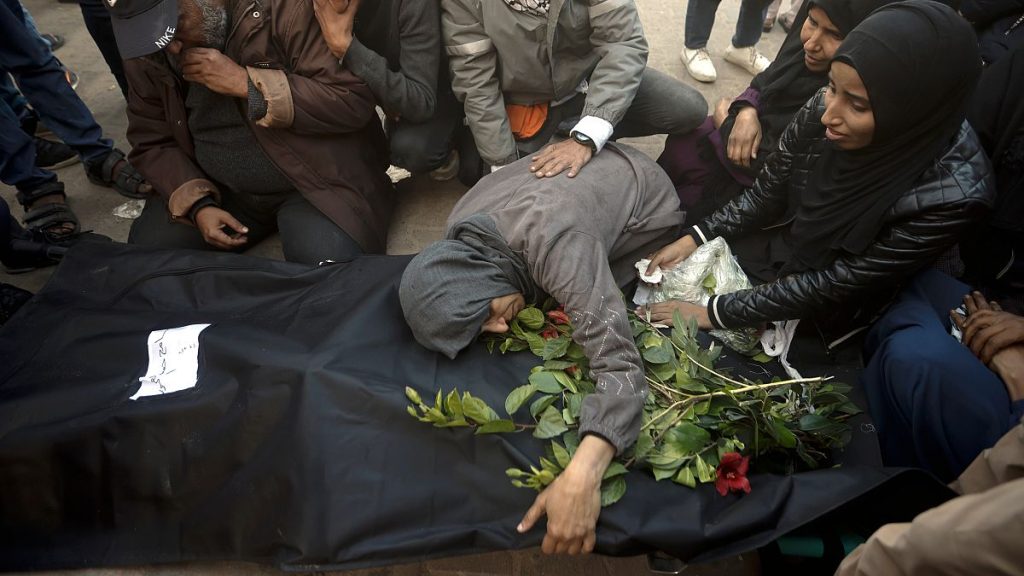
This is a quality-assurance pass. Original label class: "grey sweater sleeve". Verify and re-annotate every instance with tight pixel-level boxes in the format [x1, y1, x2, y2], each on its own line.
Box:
[533, 230, 647, 455]
[344, 1, 440, 123]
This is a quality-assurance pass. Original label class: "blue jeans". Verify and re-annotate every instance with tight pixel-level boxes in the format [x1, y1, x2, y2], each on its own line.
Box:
[684, 0, 775, 49]
[0, 0, 112, 193]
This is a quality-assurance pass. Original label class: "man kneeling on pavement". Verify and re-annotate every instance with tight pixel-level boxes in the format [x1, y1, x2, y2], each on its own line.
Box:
[107, 0, 394, 264]
[400, 142, 685, 554]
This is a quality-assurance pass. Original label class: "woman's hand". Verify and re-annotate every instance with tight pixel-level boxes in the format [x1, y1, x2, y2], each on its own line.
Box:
[727, 107, 762, 169]
[646, 235, 697, 276]
[637, 300, 712, 329]
[517, 435, 614, 554]
[312, 0, 361, 59]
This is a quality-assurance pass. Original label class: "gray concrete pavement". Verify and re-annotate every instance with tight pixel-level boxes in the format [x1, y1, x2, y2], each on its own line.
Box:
[1, 0, 783, 573]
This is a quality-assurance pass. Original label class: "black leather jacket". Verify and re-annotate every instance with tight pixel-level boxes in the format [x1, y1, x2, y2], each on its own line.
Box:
[692, 90, 995, 347]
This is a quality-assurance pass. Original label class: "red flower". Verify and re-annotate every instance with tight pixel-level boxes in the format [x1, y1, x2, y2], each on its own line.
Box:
[541, 327, 559, 340]
[547, 310, 571, 325]
[566, 365, 578, 376]
[715, 452, 751, 496]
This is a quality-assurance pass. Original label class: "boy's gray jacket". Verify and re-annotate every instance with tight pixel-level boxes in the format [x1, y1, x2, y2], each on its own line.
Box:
[441, 0, 648, 165]
[446, 144, 685, 453]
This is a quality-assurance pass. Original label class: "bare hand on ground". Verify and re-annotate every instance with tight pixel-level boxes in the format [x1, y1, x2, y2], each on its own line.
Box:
[530, 139, 593, 178]
[517, 435, 614, 554]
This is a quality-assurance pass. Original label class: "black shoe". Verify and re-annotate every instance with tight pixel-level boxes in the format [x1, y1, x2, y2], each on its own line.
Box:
[34, 138, 77, 169]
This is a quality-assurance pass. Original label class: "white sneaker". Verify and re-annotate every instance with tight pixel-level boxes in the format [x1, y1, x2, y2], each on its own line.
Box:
[724, 44, 772, 76]
[680, 47, 717, 83]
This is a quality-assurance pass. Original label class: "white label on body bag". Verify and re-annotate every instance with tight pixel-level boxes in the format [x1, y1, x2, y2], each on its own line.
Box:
[131, 324, 212, 400]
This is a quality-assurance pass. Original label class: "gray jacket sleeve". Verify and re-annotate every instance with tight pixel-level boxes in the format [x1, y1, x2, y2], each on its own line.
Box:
[581, 0, 649, 126]
[441, 0, 518, 166]
[533, 230, 646, 455]
[345, 1, 440, 123]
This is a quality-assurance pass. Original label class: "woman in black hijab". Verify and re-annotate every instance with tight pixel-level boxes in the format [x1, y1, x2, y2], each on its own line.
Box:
[642, 0, 994, 350]
[657, 0, 893, 225]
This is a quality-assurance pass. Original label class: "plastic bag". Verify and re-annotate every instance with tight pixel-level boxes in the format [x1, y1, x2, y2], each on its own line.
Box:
[636, 237, 760, 353]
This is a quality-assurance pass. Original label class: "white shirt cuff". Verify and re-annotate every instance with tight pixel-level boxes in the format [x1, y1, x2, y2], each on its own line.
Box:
[570, 116, 614, 154]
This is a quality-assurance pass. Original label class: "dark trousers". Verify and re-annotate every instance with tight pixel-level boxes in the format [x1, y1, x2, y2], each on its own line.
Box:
[684, 0, 775, 49]
[0, 0, 112, 192]
[78, 0, 128, 97]
[129, 189, 363, 265]
[387, 85, 462, 173]
[861, 269, 1024, 482]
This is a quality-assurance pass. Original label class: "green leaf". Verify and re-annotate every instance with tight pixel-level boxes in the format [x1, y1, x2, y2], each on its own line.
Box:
[535, 406, 569, 439]
[446, 389, 464, 421]
[694, 455, 716, 483]
[646, 452, 685, 468]
[525, 332, 547, 356]
[649, 361, 676, 382]
[600, 476, 627, 507]
[673, 465, 697, 488]
[462, 393, 500, 425]
[530, 394, 558, 417]
[541, 337, 571, 361]
[404, 386, 422, 405]
[702, 273, 717, 292]
[517, 307, 545, 330]
[750, 352, 774, 363]
[425, 407, 448, 425]
[652, 465, 680, 481]
[562, 430, 580, 456]
[642, 341, 674, 364]
[676, 368, 707, 393]
[602, 462, 629, 480]
[553, 371, 578, 393]
[798, 413, 834, 432]
[693, 400, 711, 416]
[528, 371, 563, 394]
[634, 432, 654, 460]
[565, 393, 585, 420]
[562, 407, 575, 426]
[642, 332, 664, 349]
[552, 441, 572, 468]
[540, 457, 561, 475]
[475, 419, 515, 434]
[663, 423, 712, 458]
[505, 384, 537, 416]
[770, 420, 798, 448]
[543, 360, 575, 370]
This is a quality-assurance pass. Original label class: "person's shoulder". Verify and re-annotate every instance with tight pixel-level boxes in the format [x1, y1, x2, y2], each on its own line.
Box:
[899, 122, 996, 213]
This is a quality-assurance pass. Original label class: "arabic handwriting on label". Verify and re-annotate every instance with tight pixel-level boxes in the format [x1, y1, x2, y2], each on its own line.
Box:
[131, 324, 211, 401]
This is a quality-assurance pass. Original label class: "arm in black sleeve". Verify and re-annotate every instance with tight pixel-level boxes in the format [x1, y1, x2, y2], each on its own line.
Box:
[707, 199, 992, 329]
[345, 0, 440, 122]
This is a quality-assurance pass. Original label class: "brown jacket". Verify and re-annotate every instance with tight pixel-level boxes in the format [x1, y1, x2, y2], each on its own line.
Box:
[124, 0, 395, 253]
[836, 419, 1024, 576]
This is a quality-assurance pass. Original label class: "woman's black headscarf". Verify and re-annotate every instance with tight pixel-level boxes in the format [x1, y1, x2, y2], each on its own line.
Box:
[721, 0, 894, 169]
[786, 0, 982, 271]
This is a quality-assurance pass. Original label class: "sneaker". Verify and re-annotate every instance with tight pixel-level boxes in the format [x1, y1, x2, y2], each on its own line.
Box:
[429, 150, 460, 181]
[681, 47, 717, 83]
[34, 138, 77, 169]
[724, 44, 772, 76]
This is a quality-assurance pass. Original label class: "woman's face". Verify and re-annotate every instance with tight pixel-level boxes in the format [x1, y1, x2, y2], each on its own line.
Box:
[821, 61, 875, 150]
[800, 6, 843, 73]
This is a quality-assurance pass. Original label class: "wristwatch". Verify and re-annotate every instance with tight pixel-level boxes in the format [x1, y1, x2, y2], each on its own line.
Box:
[571, 130, 597, 152]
